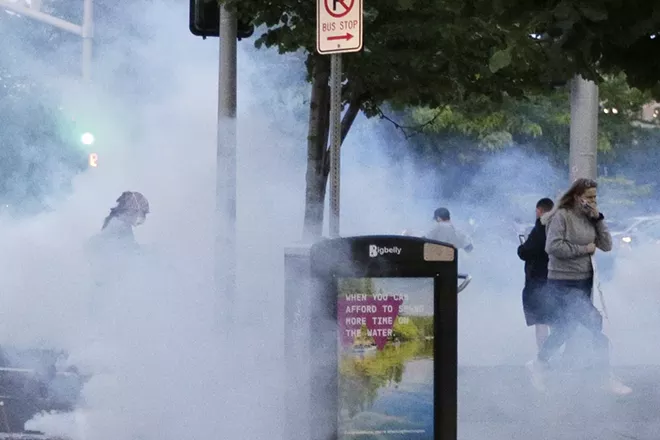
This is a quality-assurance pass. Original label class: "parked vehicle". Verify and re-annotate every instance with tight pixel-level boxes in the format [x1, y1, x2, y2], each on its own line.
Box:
[0, 347, 82, 434]
[609, 215, 660, 250]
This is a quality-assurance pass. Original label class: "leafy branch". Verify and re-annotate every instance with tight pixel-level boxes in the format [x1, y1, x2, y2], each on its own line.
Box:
[375, 106, 447, 139]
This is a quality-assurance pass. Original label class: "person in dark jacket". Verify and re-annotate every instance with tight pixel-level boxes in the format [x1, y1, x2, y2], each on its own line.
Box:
[518, 198, 554, 350]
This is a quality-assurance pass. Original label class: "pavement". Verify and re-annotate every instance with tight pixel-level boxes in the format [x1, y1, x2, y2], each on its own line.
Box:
[458, 365, 660, 440]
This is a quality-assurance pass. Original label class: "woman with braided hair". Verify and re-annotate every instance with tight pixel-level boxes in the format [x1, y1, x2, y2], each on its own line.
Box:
[79, 191, 152, 379]
[86, 191, 150, 285]
[101, 191, 150, 239]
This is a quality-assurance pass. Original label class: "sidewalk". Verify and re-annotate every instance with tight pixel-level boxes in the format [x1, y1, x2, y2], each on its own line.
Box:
[459, 365, 660, 440]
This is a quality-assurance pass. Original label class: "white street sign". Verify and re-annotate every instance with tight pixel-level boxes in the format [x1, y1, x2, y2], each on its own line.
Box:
[316, 0, 363, 55]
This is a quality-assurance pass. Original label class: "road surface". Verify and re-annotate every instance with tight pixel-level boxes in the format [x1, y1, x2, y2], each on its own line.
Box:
[459, 366, 660, 440]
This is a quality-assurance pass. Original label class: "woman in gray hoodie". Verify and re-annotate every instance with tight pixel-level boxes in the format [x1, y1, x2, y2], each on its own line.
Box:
[526, 178, 631, 395]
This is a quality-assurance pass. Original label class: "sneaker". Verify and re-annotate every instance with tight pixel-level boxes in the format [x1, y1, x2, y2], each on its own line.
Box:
[604, 374, 632, 395]
[526, 359, 547, 392]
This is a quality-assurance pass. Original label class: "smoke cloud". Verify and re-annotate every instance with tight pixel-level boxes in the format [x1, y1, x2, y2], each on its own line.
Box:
[1, 1, 660, 440]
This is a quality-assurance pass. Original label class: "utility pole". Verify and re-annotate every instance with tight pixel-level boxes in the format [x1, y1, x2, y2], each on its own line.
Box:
[569, 75, 599, 182]
[216, 4, 238, 319]
[82, 0, 93, 81]
[0, 0, 93, 80]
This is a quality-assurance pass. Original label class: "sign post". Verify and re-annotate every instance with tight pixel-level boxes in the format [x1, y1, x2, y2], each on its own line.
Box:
[317, 0, 363, 237]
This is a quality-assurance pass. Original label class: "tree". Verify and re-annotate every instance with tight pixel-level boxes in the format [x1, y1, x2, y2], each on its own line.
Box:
[0, 77, 86, 211]
[221, 0, 593, 239]
[485, 1, 660, 95]
[338, 278, 375, 297]
[0, 0, 155, 210]
[220, 0, 660, 239]
[395, 72, 660, 210]
[407, 73, 655, 164]
[0, 8, 85, 210]
[391, 319, 419, 341]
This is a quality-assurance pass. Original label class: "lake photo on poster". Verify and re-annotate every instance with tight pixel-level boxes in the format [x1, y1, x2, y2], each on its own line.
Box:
[337, 277, 434, 440]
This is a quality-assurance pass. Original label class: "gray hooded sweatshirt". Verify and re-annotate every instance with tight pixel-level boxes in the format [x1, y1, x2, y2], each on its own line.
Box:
[540, 207, 612, 280]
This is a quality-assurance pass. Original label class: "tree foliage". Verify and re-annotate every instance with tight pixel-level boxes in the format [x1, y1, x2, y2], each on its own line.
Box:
[484, 0, 660, 97]
[220, 0, 660, 238]
[0, 6, 84, 209]
[338, 278, 375, 298]
[230, 0, 582, 113]
[408, 73, 656, 163]
[0, 0, 156, 210]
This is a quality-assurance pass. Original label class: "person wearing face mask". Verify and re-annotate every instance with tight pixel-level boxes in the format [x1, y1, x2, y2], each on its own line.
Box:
[80, 192, 151, 379]
[525, 178, 631, 395]
[86, 191, 150, 282]
[99, 191, 149, 248]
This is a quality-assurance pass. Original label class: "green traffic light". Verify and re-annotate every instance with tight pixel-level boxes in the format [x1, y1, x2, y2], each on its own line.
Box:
[81, 132, 95, 146]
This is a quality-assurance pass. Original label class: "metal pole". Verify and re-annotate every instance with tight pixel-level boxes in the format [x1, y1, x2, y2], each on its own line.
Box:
[216, 4, 238, 317]
[569, 75, 599, 182]
[82, 0, 93, 81]
[0, 0, 82, 35]
[328, 54, 342, 238]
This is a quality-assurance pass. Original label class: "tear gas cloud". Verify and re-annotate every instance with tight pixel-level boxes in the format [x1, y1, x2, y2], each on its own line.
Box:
[1, 2, 307, 439]
[340, 121, 660, 367]
[1, 1, 660, 440]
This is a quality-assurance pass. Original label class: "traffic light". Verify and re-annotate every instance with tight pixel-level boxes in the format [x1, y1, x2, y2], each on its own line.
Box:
[189, 0, 254, 40]
[79, 131, 97, 167]
[81, 132, 95, 146]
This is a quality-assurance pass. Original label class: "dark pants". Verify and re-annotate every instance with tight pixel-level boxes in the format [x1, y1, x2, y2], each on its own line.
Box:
[537, 278, 609, 371]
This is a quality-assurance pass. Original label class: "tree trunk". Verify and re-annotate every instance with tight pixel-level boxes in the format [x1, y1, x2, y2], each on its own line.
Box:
[303, 55, 331, 241]
[302, 55, 364, 241]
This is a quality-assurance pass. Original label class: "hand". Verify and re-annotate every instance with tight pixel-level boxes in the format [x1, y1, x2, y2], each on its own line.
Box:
[586, 243, 596, 254]
[584, 201, 599, 219]
[579, 197, 600, 219]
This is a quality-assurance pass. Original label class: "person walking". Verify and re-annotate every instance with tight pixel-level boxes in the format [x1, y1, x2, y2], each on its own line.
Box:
[526, 178, 631, 395]
[517, 198, 554, 351]
[86, 191, 150, 287]
[426, 207, 473, 252]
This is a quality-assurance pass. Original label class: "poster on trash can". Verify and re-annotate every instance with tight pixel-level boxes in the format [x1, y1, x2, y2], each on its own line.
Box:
[337, 277, 435, 439]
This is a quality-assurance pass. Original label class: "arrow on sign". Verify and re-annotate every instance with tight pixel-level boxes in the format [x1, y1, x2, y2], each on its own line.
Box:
[327, 33, 354, 41]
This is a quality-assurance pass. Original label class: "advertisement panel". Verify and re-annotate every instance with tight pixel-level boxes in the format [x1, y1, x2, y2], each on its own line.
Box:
[337, 277, 435, 439]
[301, 236, 459, 440]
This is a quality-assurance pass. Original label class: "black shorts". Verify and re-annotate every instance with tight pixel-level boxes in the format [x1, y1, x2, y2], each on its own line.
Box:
[522, 280, 552, 326]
